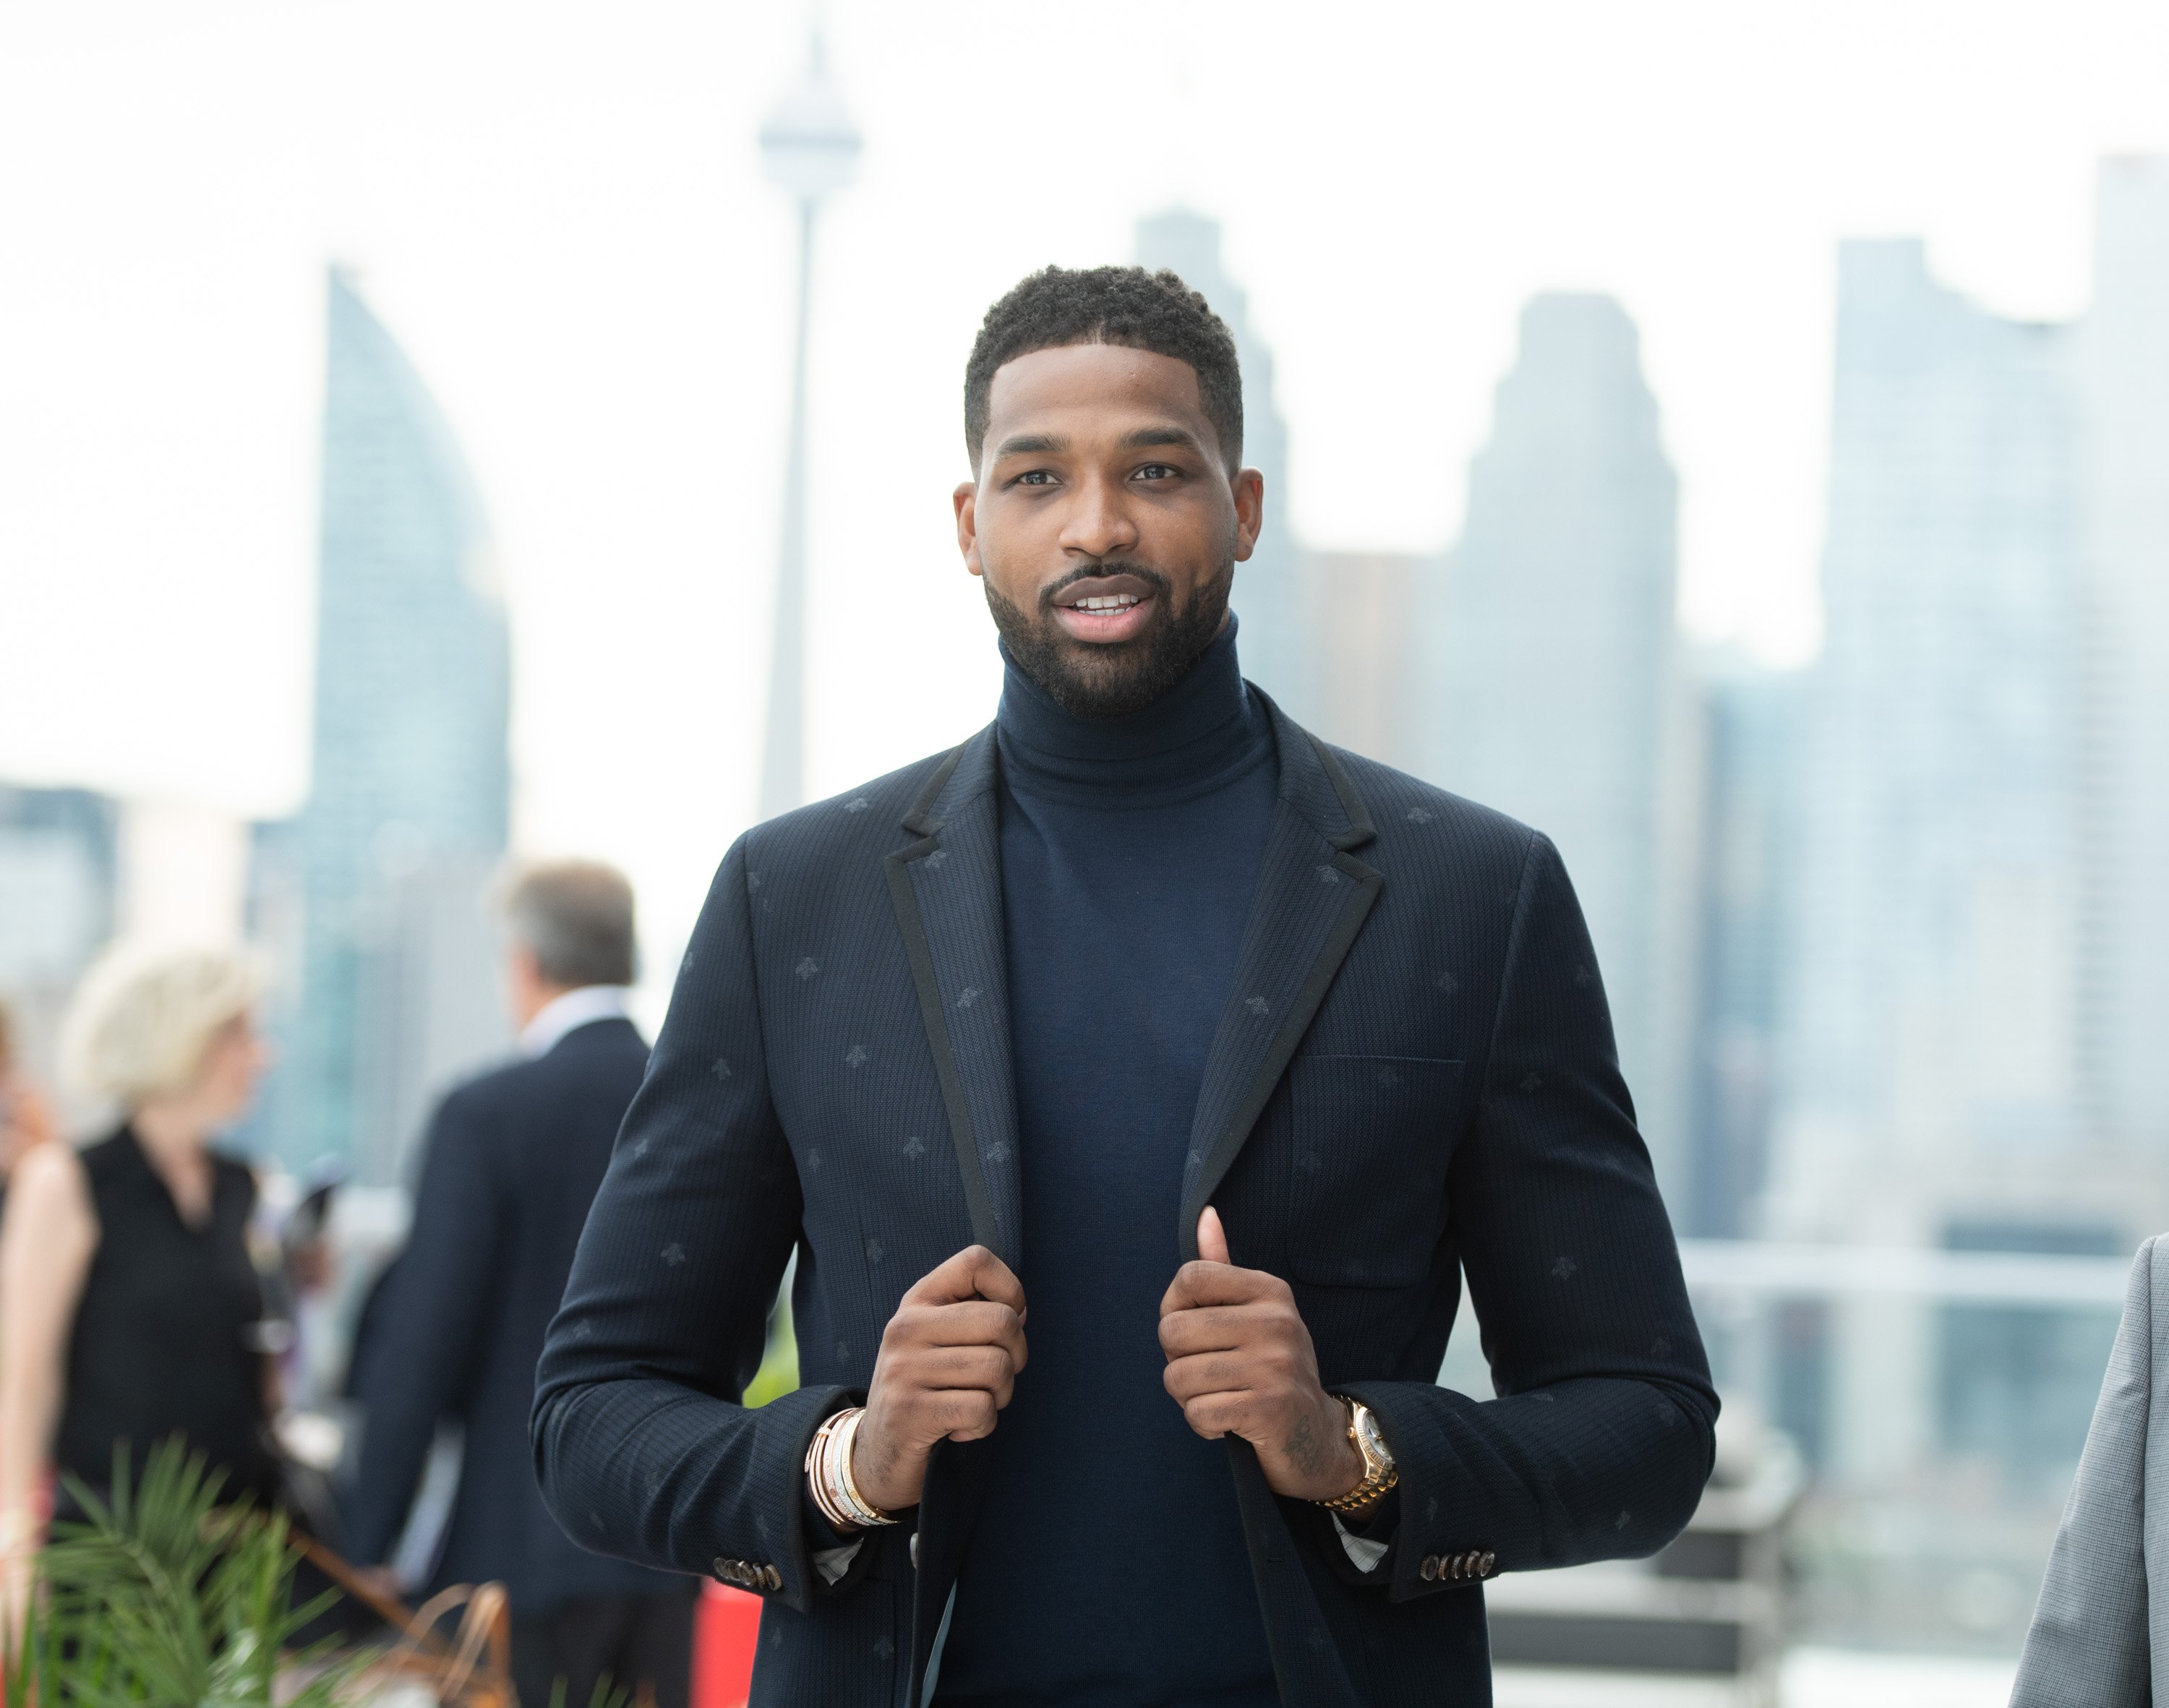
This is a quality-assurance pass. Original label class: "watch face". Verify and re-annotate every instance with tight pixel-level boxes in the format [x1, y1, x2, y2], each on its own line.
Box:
[1355, 1408, 1390, 1465]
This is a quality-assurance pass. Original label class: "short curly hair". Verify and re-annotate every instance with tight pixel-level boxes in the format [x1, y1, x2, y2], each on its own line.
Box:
[964, 265, 1244, 471]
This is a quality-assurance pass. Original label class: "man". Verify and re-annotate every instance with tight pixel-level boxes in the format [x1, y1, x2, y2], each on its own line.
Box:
[534, 267, 1716, 1706]
[349, 861, 696, 1708]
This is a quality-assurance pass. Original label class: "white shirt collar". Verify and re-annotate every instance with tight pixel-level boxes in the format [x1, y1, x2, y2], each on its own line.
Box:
[518, 985, 632, 1059]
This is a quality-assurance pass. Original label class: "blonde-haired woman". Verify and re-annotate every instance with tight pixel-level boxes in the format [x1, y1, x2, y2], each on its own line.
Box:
[0, 945, 275, 1622]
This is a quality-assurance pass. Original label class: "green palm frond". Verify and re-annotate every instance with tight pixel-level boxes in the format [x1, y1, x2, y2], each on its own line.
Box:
[4, 1438, 367, 1708]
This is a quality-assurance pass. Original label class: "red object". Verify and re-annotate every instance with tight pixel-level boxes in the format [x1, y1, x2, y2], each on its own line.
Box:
[692, 1581, 763, 1708]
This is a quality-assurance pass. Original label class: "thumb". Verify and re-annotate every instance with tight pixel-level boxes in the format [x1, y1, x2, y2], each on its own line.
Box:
[1197, 1205, 1231, 1266]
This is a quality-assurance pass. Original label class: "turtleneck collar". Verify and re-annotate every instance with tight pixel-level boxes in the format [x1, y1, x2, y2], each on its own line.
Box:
[996, 617, 1276, 810]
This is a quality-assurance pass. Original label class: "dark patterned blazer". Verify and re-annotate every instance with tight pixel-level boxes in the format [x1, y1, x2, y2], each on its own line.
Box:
[532, 698, 1717, 1707]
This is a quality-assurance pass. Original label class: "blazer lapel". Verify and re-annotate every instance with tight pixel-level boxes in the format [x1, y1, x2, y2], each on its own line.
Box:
[884, 726, 1024, 1268]
[1178, 706, 1382, 1261]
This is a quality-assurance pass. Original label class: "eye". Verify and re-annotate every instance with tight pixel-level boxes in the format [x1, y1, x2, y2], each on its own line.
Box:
[1134, 463, 1179, 481]
[1013, 469, 1058, 487]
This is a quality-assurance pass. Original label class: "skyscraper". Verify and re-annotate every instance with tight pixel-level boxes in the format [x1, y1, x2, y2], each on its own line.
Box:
[1134, 212, 1307, 719]
[756, 35, 860, 823]
[1422, 293, 1700, 1203]
[2075, 158, 2169, 1159]
[1687, 658, 1802, 1241]
[1289, 548, 1438, 773]
[1771, 239, 2089, 1480]
[272, 268, 512, 1180]
[1774, 241, 2078, 1237]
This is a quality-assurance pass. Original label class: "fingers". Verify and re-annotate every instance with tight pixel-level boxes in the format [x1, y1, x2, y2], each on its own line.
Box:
[1162, 1345, 1299, 1406]
[907, 1344, 1020, 1409]
[1158, 1303, 1276, 1360]
[891, 1385, 1001, 1442]
[886, 1299, 1027, 1371]
[907, 1244, 1027, 1313]
[1160, 1256, 1286, 1316]
[1197, 1205, 1230, 1265]
[858, 1250, 1029, 1511]
[1171, 1390, 1254, 1441]
[931, 1389, 1000, 1441]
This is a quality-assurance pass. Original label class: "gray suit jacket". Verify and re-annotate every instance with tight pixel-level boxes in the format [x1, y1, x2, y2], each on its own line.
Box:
[2012, 1236, 2165, 1706]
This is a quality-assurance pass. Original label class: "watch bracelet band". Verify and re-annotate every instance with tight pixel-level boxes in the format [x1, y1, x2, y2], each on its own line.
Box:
[804, 1406, 898, 1531]
[1316, 1394, 1399, 1514]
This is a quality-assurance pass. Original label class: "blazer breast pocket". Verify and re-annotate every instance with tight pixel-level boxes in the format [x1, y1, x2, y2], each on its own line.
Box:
[1284, 1055, 1464, 1289]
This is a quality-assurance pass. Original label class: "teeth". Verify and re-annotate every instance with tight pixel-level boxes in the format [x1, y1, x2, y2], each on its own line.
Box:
[1074, 595, 1140, 611]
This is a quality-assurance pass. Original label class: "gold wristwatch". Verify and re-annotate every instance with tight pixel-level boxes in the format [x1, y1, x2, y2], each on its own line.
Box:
[1317, 1396, 1398, 1514]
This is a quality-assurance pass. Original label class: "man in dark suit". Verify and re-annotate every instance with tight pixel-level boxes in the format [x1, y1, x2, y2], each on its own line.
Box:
[350, 860, 696, 1708]
[534, 266, 1716, 1706]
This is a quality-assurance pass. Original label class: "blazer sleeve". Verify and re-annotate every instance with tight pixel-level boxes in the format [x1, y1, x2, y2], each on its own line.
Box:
[531, 836, 850, 1614]
[1337, 831, 1719, 1602]
[346, 1092, 507, 1566]
[2009, 1236, 2155, 1707]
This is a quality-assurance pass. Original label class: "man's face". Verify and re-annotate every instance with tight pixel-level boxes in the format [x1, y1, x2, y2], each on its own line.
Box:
[954, 343, 1263, 718]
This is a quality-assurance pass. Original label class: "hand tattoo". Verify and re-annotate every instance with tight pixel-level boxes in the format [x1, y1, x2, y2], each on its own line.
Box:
[1285, 1410, 1327, 1479]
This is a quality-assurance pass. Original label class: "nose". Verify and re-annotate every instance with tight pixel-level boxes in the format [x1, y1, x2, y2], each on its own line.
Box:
[1057, 468, 1139, 562]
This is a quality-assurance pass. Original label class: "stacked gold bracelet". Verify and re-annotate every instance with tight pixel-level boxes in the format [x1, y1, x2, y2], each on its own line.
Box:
[804, 1407, 897, 1532]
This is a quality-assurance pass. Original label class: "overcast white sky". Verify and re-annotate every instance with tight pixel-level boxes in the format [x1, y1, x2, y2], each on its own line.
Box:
[4, 0, 2167, 963]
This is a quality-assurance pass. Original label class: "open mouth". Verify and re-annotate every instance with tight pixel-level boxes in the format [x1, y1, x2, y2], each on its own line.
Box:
[1049, 572, 1159, 643]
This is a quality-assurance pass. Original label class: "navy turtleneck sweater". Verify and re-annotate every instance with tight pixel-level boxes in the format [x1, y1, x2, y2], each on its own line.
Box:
[936, 622, 1281, 1707]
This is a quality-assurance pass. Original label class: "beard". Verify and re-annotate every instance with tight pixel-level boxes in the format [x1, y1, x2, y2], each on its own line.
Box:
[984, 558, 1235, 721]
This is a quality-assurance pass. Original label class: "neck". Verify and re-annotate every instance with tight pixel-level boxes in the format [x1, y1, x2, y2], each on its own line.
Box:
[996, 619, 1272, 809]
[130, 1099, 212, 1170]
[515, 980, 578, 1032]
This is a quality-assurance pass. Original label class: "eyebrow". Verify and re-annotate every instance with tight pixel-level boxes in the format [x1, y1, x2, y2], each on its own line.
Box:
[993, 432, 1068, 459]
[1120, 426, 1204, 453]
[991, 425, 1205, 461]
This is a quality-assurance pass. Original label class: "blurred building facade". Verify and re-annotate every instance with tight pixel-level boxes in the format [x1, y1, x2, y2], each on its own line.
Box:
[1419, 294, 1703, 1206]
[1773, 236, 2087, 1483]
[1687, 658, 1802, 1243]
[0, 785, 120, 1097]
[1135, 211, 1310, 723]
[1289, 549, 1438, 775]
[255, 268, 513, 1182]
[1769, 170, 2169, 1491]
[2075, 158, 2169, 1165]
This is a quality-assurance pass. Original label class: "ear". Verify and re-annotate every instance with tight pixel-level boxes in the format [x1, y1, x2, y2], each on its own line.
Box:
[507, 940, 542, 988]
[954, 480, 983, 579]
[1230, 467, 1264, 564]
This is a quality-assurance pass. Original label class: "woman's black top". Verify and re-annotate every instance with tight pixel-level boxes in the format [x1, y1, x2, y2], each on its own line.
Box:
[56, 1128, 278, 1504]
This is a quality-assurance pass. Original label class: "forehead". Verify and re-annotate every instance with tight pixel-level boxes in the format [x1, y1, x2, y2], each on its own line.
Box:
[984, 343, 1214, 449]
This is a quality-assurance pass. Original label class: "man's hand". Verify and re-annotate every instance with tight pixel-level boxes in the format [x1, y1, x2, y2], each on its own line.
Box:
[1159, 1207, 1366, 1504]
[851, 1245, 1027, 1516]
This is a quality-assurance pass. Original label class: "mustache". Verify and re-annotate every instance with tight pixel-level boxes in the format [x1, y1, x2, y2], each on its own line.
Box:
[1035, 560, 1174, 611]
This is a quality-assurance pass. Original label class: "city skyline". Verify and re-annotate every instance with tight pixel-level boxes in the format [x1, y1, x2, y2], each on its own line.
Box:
[260, 267, 513, 1180]
[1134, 209, 1309, 725]
[1422, 293, 1702, 1208]
[7, 2, 2167, 1006]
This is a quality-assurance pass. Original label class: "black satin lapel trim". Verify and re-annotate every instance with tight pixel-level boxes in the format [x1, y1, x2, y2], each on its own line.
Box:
[1225, 1438, 1365, 1708]
[885, 736, 1020, 1266]
[902, 742, 968, 837]
[910, 1436, 996, 1701]
[886, 846, 999, 1253]
[1178, 731, 1384, 1261]
[1304, 729, 1377, 850]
